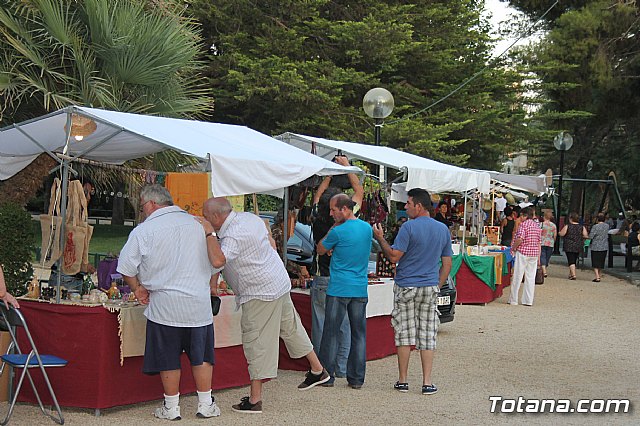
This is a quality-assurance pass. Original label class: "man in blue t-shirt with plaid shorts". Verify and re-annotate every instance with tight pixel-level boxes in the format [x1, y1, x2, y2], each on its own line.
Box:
[373, 188, 452, 395]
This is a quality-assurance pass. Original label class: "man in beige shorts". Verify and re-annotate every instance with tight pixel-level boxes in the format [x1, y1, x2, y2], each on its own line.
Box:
[201, 198, 329, 413]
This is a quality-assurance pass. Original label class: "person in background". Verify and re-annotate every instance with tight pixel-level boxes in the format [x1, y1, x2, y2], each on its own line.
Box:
[558, 212, 588, 280]
[309, 155, 364, 382]
[316, 194, 372, 389]
[605, 213, 615, 230]
[615, 219, 632, 237]
[0, 265, 20, 308]
[495, 194, 507, 220]
[434, 201, 453, 228]
[511, 206, 524, 242]
[508, 207, 542, 306]
[628, 222, 640, 271]
[117, 185, 220, 421]
[500, 206, 515, 246]
[202, 197, 329, 414]
[588, 213, 609, 282]
[539, 211, 557, 278]
[372, 188, 452, 396]
[616, 212, 625, 230]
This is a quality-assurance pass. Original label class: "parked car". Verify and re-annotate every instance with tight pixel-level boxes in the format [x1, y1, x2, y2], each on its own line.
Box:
[436, 276, 456, 323]
[260, 213, 314, 268]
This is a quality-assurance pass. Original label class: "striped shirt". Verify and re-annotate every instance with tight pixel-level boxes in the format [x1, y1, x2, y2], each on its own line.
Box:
[117, 206, 218, 327]
[514, 218, 542, 257]
[218, 211, 290, 307]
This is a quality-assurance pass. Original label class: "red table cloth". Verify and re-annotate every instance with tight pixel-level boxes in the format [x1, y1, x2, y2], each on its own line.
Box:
[455, 262, 510, 304]
[15, 300, 249, 409]
[16, 294, 396, 409]
[279, 292, 396, 370]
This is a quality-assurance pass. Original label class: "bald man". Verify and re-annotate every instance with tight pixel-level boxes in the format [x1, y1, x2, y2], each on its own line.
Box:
[201, 198, 329, 414]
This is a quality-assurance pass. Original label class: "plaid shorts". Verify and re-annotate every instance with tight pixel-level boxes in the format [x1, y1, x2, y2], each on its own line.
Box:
[391, 284, 440, 350]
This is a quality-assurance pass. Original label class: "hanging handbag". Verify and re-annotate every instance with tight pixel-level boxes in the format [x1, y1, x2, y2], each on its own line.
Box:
[75, 180, 94, 272]
[62, 181, 88, 275]
[535, 267, 544, 285]
[39, 178, 63, 267]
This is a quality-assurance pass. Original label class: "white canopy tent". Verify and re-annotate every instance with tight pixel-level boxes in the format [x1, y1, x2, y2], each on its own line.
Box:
[276, 133, 491, 195]
[1, 107, 362, 302]
[479, 170, 548, 196]
[0, 106, 361, 194]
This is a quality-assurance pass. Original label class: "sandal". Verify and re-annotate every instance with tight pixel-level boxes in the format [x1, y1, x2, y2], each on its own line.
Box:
[569, 276, 576, 280]
[592, 278, 601, 282]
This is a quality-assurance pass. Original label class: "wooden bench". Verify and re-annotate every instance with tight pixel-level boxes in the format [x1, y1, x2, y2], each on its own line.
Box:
[608, 234, 640, 272]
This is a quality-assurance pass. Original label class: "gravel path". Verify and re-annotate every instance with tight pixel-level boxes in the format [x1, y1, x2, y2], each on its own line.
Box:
[3, 265, 640, 425]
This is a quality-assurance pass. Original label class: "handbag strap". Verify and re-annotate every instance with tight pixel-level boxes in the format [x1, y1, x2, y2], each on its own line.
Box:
[75, 180, 89, 223]
[47, 178, 62, 216]
[66, 180, 81, 226]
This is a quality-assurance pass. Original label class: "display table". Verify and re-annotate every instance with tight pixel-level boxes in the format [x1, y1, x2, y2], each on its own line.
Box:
[279, 282, 397, 371]
[15, 299, 250, 409]
[452, 252, 511, 304]
[16, 282, 397, 409]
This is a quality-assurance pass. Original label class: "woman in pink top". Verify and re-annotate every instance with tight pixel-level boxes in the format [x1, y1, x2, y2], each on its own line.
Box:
[539, 211, 557, 278]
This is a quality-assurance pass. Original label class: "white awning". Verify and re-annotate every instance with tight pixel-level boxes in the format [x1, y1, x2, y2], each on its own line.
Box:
[0, 107, 361, 196]
[276, 133, 490, 194]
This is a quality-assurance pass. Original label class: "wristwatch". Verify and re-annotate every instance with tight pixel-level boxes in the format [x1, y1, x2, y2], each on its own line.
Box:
[206, 231, 217, 238]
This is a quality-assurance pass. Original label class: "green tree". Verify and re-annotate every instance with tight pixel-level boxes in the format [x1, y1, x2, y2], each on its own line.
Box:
[0, 0, 214, 209]
[0, 202, 35, 297]
[0, 0, 212, 124]
[508, 0, 640, 211]
[188, 0, 530, 169]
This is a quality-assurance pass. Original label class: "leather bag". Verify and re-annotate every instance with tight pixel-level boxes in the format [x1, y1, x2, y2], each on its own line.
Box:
[535, 267, 544, 285]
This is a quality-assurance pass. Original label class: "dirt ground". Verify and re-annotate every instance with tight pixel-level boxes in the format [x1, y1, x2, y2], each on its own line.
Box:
[3, 264, 640, 425]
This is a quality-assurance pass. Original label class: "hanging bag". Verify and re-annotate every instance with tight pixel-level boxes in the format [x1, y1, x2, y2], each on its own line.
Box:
[62, 181, 88, 275]
[75, 180, 94, 271]
[535, 266, 545, 285]
[39, 178, 63, 267]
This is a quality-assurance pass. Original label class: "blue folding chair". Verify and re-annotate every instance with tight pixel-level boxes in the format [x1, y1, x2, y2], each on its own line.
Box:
[0, 304, 67, 425]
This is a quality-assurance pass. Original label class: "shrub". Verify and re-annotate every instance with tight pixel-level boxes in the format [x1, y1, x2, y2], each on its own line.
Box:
[0, 202, 35, 296]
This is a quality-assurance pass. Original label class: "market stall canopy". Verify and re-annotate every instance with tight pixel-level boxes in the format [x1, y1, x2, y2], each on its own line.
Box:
[276, 133, 490, 194]
[0, 107, 361, 196]
[477, 170, 548, 196]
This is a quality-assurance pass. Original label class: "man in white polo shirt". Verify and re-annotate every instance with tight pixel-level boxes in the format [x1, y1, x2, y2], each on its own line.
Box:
[118, 185, 220, 421]
[201, 197, 329, 414]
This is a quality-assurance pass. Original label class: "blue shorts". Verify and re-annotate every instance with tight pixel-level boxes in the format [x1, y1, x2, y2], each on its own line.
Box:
[143, 320, 214, 375]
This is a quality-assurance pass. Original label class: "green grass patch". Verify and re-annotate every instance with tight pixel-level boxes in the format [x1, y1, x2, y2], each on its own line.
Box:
[32, 220, 133, 258]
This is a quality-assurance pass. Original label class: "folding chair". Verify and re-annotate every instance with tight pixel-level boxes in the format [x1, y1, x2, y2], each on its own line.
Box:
[0, 304, 67, 425]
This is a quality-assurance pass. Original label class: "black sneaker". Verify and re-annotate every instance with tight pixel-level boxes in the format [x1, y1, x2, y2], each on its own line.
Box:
[298, 369, 330, 390]
[422, 384, 438, 395]
[394, 381, 409, 393]
[232, 396, 262, 414]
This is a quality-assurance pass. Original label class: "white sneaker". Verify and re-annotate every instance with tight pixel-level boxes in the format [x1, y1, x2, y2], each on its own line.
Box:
[197, 400, 221, 418]
[154, 404, 181, 420]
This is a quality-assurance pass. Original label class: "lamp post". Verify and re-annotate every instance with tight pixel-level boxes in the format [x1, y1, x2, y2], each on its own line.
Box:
[363, 88, 394, 146]
[504, 160, 513, 174]
[553, 131, 573, 254]
[363, 88, 394, 181]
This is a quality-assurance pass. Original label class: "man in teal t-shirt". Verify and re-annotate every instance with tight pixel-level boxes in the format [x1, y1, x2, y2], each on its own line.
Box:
[317, 193, 372, 388]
